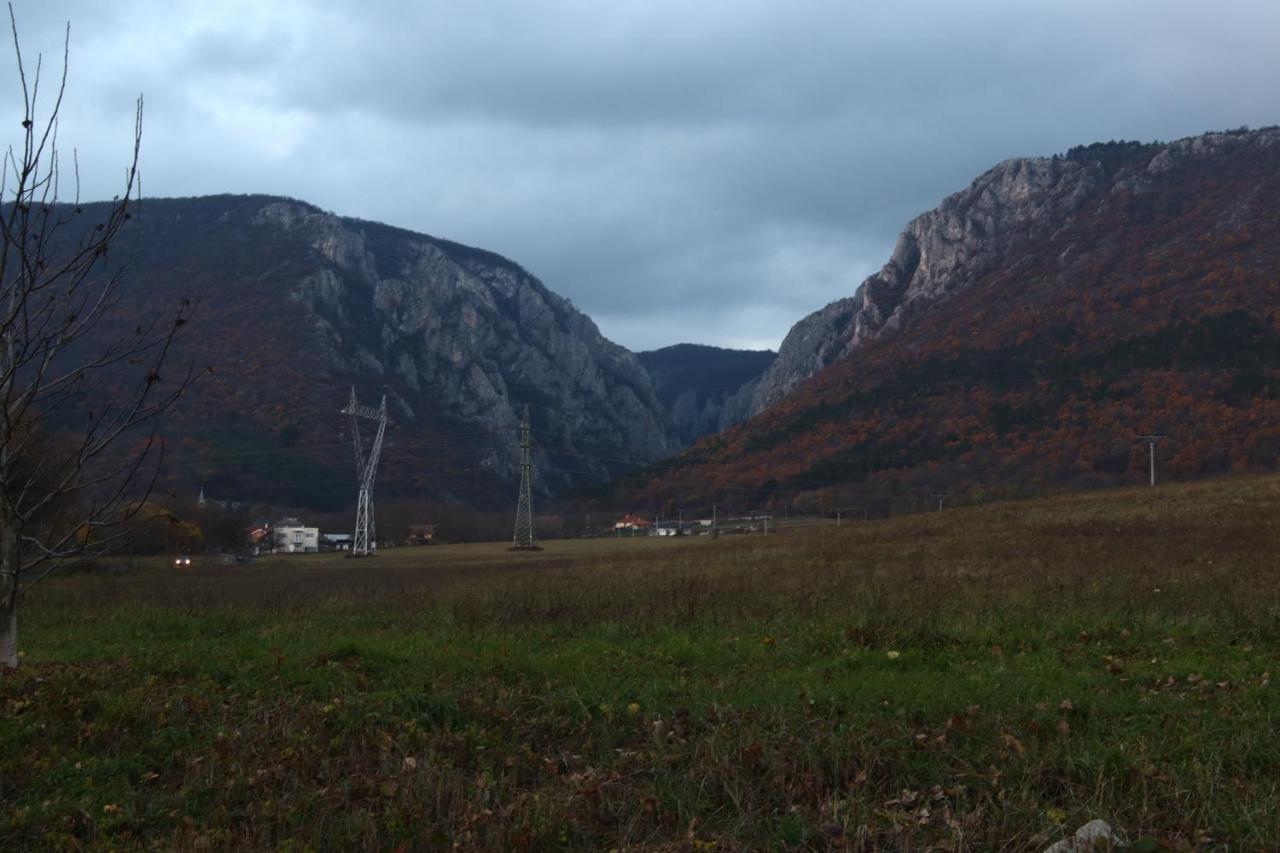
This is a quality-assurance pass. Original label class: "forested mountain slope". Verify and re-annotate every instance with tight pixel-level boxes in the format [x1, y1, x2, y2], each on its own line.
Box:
[637, 344, 775, 444]
[625, 128, 1280, 512]
[76, 195, 679, 509]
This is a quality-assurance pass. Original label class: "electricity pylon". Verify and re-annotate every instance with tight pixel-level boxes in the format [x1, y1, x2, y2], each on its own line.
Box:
[342, 388, 388, 556]
[511, 405, 540, 551]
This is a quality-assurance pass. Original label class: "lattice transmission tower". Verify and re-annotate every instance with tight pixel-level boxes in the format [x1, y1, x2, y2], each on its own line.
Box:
[511, 405, 540, 551]
[342, 388, 388, 556]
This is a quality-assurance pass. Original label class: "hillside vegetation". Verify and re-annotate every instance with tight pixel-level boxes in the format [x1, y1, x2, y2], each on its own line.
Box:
[632, 130, 1280, 511]
[638, 344, 776, 444]
[61, 194, 679, 510]
[3, 475, 1279, 849]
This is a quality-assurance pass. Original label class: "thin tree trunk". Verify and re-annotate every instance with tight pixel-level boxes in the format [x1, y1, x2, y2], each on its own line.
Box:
[0, 596, 14, 670]
[0, 518, 17, 669]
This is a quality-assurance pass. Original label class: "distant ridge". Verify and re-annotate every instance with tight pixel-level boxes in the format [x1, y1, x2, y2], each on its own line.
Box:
[621, 127, 1280, 510]
[637, 344, 775, 444]
[69, 193, 680, 509]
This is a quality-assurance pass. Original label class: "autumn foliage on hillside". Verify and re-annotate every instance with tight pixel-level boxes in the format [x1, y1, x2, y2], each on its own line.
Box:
[626, 134, 1280, 512]
[68, 195, 510, 511]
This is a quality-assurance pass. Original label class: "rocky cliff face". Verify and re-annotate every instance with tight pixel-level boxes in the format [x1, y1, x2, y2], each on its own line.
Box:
[255, 199, 676, 474]
[106, 194, 678, 507]
[618, 127, 1280, 510]
[751, 129, 1280, 413]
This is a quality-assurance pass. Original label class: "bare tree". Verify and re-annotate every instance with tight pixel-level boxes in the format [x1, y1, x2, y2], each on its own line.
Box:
[0, 9, 198, 668]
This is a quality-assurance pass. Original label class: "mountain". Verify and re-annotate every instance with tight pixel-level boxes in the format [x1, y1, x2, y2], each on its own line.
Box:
[624, 128, 1280, 512]
[637, 344, 775, 444]
[85, 195, 679, 509]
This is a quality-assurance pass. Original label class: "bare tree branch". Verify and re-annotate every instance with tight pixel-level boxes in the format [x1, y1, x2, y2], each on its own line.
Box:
[0, 5, 201, 668]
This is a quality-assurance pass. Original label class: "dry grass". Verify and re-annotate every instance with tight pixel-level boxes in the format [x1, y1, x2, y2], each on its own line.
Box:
[3, 475, 1279, 850]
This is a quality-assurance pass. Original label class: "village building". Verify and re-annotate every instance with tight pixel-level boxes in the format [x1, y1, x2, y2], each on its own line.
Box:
[614, 514, 652, 533]
[406, 524, 436, 546]
[322, 533, 353, 551]
[273, 518, 319, 553]
[245, 525, 271, 554]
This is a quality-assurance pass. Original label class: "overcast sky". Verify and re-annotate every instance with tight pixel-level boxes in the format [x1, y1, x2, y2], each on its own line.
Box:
[4, 1, 1279, 351]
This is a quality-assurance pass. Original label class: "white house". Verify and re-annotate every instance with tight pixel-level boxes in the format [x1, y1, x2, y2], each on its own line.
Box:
[274, 518, 319, 553]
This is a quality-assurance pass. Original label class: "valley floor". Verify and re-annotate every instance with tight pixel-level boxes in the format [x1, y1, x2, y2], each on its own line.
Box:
[4, 476, 1280, 850]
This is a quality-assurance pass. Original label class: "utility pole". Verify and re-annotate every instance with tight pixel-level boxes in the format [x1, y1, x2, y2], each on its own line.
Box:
[1137, 434, 1166, 487]
[712, 504, 717, 534]
[342, 388, 389, 557]
[511, 405, 540, 550]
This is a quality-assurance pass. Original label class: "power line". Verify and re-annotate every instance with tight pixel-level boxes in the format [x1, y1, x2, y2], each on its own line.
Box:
[159, 357, 1280, 513]
[173, 416, 1278, 508]
[213, 359, 1280, 400]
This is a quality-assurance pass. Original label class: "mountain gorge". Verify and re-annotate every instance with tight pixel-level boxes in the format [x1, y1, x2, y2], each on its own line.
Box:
[91, 195, 684, 508]
[626, 128, 1280, 511]
[67, 127, 1280, 516]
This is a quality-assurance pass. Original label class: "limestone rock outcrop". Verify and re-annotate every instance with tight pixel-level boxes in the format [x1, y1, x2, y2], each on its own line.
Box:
[106, 194, 679, 505]
[751, 128, 1280, 414]
[254, 199, 679, 489]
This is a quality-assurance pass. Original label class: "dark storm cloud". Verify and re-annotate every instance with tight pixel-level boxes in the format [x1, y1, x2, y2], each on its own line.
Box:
[3, 1, 1279, 350]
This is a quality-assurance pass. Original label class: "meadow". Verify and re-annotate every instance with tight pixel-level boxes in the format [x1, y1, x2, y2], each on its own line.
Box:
[3, 476, 1279, 850]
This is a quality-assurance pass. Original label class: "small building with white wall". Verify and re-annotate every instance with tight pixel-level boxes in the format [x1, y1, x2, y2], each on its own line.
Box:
[322, 533, 353, 551]
[274, 518, 319, 553]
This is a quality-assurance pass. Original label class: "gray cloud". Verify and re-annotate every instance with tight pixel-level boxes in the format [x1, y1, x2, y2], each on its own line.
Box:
[2, 0, 1278, 351]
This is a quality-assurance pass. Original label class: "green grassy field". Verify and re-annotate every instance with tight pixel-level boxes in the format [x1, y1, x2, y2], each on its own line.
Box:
[3, 477, 1280, 850]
